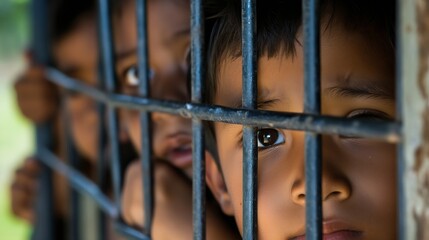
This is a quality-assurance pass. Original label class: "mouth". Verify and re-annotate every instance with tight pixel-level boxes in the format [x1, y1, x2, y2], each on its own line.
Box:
[167, 143, 193, 169]
[289, 220, 363, 240]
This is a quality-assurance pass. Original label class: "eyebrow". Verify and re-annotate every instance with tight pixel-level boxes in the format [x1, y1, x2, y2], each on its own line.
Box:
[229, 89, 282, 110]
[165, 27, 190, 46]
[115, 47, 137, 62]
[324, 84, 395, 100]
[172, 28, 190, 38]
[115, 29, 190, 62]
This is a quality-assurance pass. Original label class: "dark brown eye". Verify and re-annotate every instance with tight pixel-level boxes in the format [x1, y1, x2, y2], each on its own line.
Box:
[257, 128, 285, 149]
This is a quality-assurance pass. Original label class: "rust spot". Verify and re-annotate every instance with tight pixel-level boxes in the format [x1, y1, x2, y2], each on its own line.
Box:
[413, 0, 429, 238]
[406, 24, 412, 33]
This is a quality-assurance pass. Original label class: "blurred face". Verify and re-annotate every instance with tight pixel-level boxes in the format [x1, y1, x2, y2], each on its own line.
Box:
[114, 0, 192, 176]
[206, 26, 397, 239]
[52, 16, 99, 162]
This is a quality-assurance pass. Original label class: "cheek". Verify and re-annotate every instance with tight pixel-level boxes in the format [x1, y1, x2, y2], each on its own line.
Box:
[217, 141, 244, 232]
[345, 142, 397, 233]
[362, 144, 397, 212]
[68, 98, 99, 156]
[123, 110, 142, 153]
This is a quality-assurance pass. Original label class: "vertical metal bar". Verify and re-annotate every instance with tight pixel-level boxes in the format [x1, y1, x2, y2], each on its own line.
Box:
[98, 0, 122, 209]
[191, 0, 206, 239]
[242, 0, 258, 239]
[399, 0, 429, 238]
[96, 63, 107, 240]
[302, 0, 322, 239]
[63, 101, 80, 240]
[136, 0, 154, 236]
[31, 0, 54, 239]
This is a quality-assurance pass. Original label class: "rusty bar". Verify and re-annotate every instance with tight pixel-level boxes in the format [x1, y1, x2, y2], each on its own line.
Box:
[400, 0, 429, 239]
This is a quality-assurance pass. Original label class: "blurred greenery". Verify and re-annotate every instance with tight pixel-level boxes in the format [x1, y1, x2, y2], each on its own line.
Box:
[0, 0, 34, 239]
[0, 0, 29, 57]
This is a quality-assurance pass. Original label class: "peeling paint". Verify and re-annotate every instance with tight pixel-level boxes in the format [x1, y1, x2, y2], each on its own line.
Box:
[413, 0, 429, 238]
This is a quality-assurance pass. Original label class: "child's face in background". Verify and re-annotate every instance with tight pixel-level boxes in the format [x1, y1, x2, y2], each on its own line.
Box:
[206, 25, 397, 239]
[114, 0, 193, 177]
[53, 16, 99, 162]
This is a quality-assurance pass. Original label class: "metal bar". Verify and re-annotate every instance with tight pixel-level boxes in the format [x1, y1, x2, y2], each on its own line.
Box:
[37, 149, 119, 217]
[191, 0, 206, 239]
[45, 68, 401, 141]
[31, 0, 54, 239]
[98, 0, 122, 209]
[136, 0, 155, 236]
[63, 100, 81, 240]
[399, 0, 429, 238]
[96, 62, 107, 240]
[242, 0, 258, 239]
[115, 221, 151, 240]
[302, 0, 322, 239]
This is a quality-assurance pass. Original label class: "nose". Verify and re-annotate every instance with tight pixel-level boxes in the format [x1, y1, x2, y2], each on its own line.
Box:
[291, 139, 351, 206]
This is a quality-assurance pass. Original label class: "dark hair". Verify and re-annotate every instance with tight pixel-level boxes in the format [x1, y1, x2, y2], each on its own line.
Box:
[50, 0, 96, 43]
[203, 0, 395, 162]
[205, 0, 395, 105]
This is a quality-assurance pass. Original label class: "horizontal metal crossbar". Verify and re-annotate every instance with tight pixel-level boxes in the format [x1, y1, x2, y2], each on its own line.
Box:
[36, 149, 118, 218]
[47, 68, 401, 142]
[114, 222, 151, 240]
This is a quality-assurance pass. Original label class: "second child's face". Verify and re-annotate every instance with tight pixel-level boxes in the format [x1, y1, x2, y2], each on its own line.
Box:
[114, 0, 193, 177]
[53, 17, 99, 162]
[206, 26, 397, 239]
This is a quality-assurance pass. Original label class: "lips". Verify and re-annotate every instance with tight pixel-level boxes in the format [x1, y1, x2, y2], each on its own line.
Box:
[161, 133, 193, 170]
[289, 220, 363, 240]
[167, 143, 193, 169]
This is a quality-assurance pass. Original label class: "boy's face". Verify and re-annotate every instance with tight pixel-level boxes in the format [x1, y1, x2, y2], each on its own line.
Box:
[114, 0, 193, 177]
[206, 26, 397, 239]
[53, 17, 99, 162]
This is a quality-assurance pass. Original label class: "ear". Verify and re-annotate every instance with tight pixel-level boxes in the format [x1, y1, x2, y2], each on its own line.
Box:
[205, 151, 234, 216]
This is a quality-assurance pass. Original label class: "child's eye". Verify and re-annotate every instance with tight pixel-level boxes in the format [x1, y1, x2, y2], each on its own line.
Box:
[125, 66, 155, 87]
[257, 128, 285, 149]
[340, 109, 392, 138]
[347, 109, 392, 121]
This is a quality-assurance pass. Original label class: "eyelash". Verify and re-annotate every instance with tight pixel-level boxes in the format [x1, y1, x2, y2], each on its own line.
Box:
[340, 109, 392, 138]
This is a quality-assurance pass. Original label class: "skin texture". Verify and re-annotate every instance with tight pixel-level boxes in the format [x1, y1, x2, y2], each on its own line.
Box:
[115, 0, 240, 239]
[205, 25, 397, 239]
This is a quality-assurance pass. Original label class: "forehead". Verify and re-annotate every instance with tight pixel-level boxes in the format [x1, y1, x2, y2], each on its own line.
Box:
[113, 0, 190, 54]
[52, 17, 98, 73]
[214, 26, 395, 107]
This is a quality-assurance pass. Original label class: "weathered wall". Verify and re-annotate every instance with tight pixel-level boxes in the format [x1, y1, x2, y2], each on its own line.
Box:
[401, 0, 429, 239]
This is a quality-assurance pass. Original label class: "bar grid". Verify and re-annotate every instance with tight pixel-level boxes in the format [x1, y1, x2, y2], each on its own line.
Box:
[30, 0, 406, 240]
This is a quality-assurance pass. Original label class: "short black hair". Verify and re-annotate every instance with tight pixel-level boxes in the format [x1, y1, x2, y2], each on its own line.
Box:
[50, 0, 96, 44]
[203, 0, 395, 162]
[204, 0, 395, 105]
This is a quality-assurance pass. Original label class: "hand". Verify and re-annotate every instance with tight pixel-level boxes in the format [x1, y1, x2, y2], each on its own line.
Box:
[10, 157, 41, 224]
[121, 160, 240, 240]
[14, 62, 59, 124]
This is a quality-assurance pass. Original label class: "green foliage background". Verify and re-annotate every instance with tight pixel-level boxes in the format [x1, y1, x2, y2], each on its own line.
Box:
[0, 0, 34, 239]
